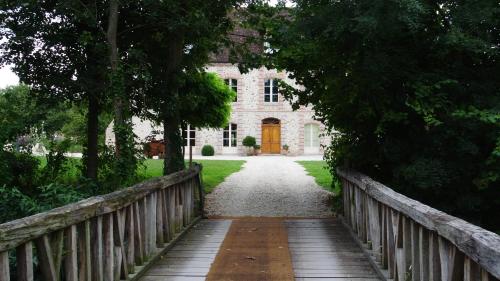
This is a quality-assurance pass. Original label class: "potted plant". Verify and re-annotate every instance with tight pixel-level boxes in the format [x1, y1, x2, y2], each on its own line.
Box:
[242, 136, 256, 156]
[281, 144, 289, 155]
[253, 144, 261, 155]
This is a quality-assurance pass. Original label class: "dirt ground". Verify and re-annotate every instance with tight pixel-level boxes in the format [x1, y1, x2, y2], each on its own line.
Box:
[206, 218, 295, 281]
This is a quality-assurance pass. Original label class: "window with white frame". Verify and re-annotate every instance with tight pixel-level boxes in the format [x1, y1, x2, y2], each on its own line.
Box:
[182, 124, 196, 146]
[223, 123, 237, 147]
[264, 79, 279, 102]
[304, 124, 320, 148]
[224, 78, 238, 102]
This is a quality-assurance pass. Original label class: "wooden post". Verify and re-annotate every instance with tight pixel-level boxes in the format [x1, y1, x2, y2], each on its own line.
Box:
[0, 251, 9, 281]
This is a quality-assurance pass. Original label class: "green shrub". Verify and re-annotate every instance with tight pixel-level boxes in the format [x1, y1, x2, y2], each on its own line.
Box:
[201, 145, 215, 156]
[254, 144, 261, 150]
[242, 136, 256, 147]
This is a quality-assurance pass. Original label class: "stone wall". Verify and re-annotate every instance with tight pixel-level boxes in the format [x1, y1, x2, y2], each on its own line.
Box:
[105, 64, 331, 156]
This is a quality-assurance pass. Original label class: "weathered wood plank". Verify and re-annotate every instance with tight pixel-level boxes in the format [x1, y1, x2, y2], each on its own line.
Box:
[103, 213, 114, 281]
[78, 220, 92, 281]
[64, 225, 78, 281]
[337, 168, 500, 279]
[286, 219, 381, 281]
[16, 242, 33, 281]
[0, 165, 201, 252]
[0, 251, 9, 281]
[35, 233, 60, 281]
[91, 216, 104, 281]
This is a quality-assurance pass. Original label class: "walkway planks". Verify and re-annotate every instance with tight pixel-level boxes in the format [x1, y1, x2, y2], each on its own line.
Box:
[206, 218, 294, 281]
[140, 219, 381, 281]
[140, 220, 231, 281]
[286, 219, 381, 281]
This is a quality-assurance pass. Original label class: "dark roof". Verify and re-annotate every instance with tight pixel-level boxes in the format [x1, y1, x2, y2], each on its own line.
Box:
[210, 25, 263, 63]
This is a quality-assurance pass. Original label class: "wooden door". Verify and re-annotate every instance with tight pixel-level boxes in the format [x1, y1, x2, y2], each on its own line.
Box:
[262, 124, 281, 154]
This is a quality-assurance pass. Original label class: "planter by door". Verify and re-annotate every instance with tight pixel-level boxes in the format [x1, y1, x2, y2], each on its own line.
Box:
[261, 118, 281, 154]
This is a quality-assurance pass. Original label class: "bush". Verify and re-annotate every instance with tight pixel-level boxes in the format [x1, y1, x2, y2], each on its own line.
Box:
[254, 144, 261, 150]
[201, 145, 215, 156]
[242, 136, 256, 147]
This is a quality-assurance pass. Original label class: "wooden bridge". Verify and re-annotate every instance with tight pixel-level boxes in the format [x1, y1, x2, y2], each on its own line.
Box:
[0, 164, 499, 281]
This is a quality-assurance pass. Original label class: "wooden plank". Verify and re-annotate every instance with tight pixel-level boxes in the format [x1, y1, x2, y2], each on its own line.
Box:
[0, 165, 201, 252]
[114, 209, 128, 278]
[429, 232, 441, 281]
[411, 221, 421, 281]
[141, 220, 231, 280]
[420, 226, 430, 281]
[35, 233, 59, 281]
[0, 251, 10, 281]
[464, 257, 480, 281]
[438, 236, 464, 281]
[78, 220, 92, 281]
[64, 225, 78, 281]
[103, 213, 114, 281]
[156, 190, 164, 247]
[337, 168, 500, 279]
[134, 201, 144, 265]
[16, 242, 33, 281]
[285, 219, 380, 280]
[91, 216, 104, 281]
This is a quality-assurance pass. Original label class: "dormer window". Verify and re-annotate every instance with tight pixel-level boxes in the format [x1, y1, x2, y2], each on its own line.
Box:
[224, 78, 238, 102]
[264, 79, 279, 103]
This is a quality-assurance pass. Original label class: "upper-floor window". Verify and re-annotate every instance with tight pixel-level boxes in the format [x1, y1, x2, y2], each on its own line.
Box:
[182, 124, 196, 147]
[264, 79, 279, 103]
[225, 78, 238, 102]
[223, 123, 237, 147]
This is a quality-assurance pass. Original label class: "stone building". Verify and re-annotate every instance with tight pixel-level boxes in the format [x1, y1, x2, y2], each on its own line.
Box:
[105, 63, 329, 156]
[106, 28, 330, 156]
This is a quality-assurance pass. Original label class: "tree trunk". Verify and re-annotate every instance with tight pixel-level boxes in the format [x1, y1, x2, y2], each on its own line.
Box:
[107, 0, 124, 157]
[162, 30, 186, 175]
[163, 112, 184, 175]
[86, 93, 99, 180]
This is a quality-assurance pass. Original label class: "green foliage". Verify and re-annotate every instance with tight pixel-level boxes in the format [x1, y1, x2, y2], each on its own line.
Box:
[180, 72, 235, 129]
[201, 145, 215, 156]
[254, 144, 261, 150]
[0, 183, 86, 223]
[242, 136, 257, 147]
[0, 85, 40, 146]
[250, 0, 500, 231]
[0, 151, 40, 193]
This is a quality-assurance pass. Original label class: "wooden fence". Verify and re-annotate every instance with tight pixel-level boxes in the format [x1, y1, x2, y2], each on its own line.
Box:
[0, 164, 204, 281]
[337, 168, 500, 281]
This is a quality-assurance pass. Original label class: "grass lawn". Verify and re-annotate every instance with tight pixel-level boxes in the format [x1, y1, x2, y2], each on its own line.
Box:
[296, 160, 339, 194]
[139, 159, 246, 193]
[37, 157, 245, 193]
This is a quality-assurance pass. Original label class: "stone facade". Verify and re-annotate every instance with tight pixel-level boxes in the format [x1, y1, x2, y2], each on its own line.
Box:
[105, 63, 330, 156]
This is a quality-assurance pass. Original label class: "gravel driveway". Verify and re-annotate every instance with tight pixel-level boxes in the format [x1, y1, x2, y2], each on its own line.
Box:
[204, 156, 334, 217]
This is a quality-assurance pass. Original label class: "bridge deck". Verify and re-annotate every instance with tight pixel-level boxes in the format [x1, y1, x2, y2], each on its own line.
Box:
[140, 219, 381, 281]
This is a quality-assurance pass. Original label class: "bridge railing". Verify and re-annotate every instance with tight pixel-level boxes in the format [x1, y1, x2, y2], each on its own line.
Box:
[0, 164, 204, 281]
[337, 168, 500, 281]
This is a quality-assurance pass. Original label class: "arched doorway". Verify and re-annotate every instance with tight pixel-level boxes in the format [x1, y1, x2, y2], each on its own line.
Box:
[261, 118, 281, 154]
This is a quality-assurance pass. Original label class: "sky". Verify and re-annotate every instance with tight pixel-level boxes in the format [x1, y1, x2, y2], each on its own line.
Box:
[0, 65, 19, 89]
[0, 0, 292, 89]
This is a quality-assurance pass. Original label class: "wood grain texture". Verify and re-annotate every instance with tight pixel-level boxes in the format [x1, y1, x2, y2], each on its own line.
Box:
[0, 165, 201, 252]
[286, 219, 381, 281]
[140, 220, 231, 280]
[338, 168, 500, 279]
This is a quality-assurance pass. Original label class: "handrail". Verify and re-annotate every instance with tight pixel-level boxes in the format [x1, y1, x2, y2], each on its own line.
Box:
[0, 164, 204, 281]
[337, 168, 500, 281]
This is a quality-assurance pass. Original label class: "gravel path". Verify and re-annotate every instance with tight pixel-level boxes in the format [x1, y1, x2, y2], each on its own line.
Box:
[205, 156, 334, 217]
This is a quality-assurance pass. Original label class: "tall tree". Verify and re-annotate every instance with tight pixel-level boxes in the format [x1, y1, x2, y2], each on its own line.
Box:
[122, 0, 243, 174]
[250, 0, 500, 230]
[0, 0, 109, 180]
